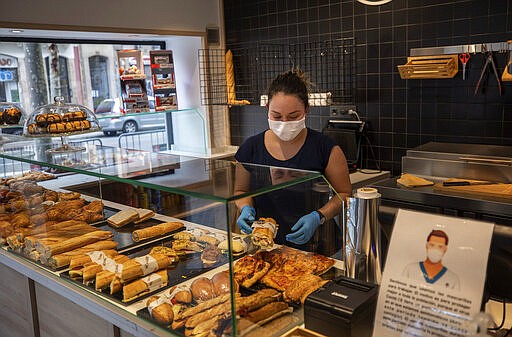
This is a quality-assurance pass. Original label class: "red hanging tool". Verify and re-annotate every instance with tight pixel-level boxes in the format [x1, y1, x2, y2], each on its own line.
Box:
[459, 53, 470, 80]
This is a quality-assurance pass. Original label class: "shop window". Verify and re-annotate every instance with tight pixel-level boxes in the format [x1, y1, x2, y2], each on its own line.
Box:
[0, 53, 20, 102]
[44, 55, 71, 102]
[89, 55, 110, 109]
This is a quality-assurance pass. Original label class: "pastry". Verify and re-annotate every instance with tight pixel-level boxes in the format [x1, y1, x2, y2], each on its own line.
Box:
[35, 114, 49, 127]
[46, 113, 62, 124]
[190, 276, 215, 302]
[47, 123, 58, 133]
[62, 112, 74, 122]
[56, 122, 65, 133]
[64, 122, 75, 132]
[197, 235, 220, 246]
[200, 243, 222, 267]
[282, 274, 329, 304]
[27, 123, 38, 134]
[3, 107, 22, 124]
[149, 246, 178, 261]
[74, 110, 87, 120]
[80, 120, 91, 130]
[397, 173, 434, 187]
[218, 237, 247, 256]
[173, 231, 195, 241]
[72, 120, 82, 129]
[233, 255, 270, 288]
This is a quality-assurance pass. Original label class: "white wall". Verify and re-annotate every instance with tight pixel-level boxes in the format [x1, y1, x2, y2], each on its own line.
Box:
[4, 0, 222, 34]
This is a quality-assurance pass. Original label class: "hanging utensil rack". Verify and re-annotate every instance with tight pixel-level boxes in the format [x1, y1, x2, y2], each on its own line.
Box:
[409, 41, 511, 57]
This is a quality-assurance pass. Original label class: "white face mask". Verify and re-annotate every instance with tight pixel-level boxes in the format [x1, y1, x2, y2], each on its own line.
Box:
[268, 117, 306, 141]
[426, 248, 444, 263]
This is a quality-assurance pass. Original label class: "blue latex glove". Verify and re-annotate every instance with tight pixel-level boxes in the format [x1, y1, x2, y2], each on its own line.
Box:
[286, 211, 321, 245]
[237, 206, 256, 234]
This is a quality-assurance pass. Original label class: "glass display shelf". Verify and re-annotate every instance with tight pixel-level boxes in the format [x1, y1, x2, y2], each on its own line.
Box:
[0, 140, 324, 202]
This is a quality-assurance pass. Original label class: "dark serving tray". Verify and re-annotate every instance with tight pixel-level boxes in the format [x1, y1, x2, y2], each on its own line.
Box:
[60, 236, 229, 306]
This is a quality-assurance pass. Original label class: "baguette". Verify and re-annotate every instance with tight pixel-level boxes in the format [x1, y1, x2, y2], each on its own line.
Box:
[48, 240, 118, 269]
[132, 221, 184, 242]
[69, 250, 119, 270]
[40, 230, 113, 258]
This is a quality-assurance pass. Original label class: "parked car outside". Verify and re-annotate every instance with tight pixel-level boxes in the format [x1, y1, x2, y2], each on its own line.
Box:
[95, 97, 165, 136]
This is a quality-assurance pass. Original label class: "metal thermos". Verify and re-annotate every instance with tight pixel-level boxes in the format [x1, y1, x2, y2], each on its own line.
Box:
[343, 187, 382, 284]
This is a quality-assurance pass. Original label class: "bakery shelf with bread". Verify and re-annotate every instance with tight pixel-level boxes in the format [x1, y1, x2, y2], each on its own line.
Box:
[0, 140, 346, 337]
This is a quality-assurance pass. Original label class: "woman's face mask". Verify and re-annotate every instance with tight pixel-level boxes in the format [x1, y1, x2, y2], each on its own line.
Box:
[268, 117, 305, 141]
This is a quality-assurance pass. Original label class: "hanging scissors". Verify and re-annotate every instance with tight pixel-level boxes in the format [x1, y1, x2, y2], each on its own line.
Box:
[459, 53, 470, 80]
[474, 51, 502, 96]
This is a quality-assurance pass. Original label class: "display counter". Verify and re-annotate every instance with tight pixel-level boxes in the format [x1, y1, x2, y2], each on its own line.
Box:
[0, 139, 376, 337]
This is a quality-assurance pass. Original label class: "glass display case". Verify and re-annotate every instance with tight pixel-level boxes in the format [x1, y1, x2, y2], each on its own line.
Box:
[0, 138, 345, 337]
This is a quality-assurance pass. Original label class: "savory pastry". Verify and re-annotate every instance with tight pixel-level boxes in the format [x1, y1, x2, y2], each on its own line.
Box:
[258, 247, 335, 291]
[57, 192, 81, 201]
[64, 122, 75, 132]
[171, 239, 204, 253]
[173, 231, 195, 241]
[190, 276, 215, 302]
[200, 243, 222, 267]
[233, 254, 271, 288]
[197, 235, 220, 246]
[149, 246, 178, 261]
[146, 296, 174, 325]
[218, 236, 247, 256]
[282, 274, 329, 304]
[106, 209, 139, 228]
[251, 217, 278, 248]
[131, 221, 184, 242]
[397, 173, 434, 187]
[172, 293, 233, 330]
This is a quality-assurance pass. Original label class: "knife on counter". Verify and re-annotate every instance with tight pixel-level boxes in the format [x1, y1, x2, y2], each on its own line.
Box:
[442, 180, 498, 186]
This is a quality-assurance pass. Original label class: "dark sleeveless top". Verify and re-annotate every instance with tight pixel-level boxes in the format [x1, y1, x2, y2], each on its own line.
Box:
[235, 128, 336, 251]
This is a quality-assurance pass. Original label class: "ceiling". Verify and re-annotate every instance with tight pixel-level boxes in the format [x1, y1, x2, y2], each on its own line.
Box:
[0, 28, 175, 42]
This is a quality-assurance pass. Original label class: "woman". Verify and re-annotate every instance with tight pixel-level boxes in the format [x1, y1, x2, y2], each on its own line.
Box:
[234, 69, 352, 249]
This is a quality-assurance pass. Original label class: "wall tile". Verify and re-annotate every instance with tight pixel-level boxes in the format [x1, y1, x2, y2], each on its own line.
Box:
[225, 0, 511, 175]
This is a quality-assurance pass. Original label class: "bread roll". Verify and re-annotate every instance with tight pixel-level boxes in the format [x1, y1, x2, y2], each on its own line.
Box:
[211, 270, 238, 296]
[190, 277, 215, 302]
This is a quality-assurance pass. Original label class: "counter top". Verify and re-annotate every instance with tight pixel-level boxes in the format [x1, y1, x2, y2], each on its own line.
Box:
[349, 169, 390, 191]
[371, 176, 512, 221]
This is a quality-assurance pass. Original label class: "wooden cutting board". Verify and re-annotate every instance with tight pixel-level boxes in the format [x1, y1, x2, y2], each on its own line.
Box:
[433, 181, 512, 199]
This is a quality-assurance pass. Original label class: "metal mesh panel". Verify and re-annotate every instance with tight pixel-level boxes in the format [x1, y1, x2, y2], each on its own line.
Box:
[199, 38, 355, 106]
[199, 49, 227, 105]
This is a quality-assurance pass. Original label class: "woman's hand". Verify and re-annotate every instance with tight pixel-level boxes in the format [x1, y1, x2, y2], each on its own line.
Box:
[237, 205, 256, 234]
[286, 211, 321, 245]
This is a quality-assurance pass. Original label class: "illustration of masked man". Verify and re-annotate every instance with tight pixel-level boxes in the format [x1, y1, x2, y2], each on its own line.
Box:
[403, 229, 460, 290]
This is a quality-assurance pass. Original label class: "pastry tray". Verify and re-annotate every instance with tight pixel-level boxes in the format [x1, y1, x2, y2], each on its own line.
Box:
[60, 237, 229, 306]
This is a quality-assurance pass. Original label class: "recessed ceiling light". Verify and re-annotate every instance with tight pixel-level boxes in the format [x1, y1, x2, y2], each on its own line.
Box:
[128, 34, 140, 38]
[10, 29, 24, 33]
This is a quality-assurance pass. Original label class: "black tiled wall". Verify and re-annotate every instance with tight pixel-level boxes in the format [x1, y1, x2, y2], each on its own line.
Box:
[225, 0, 512, 175]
